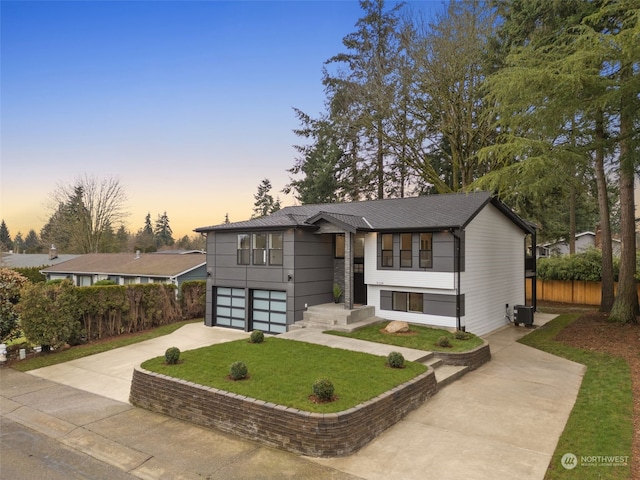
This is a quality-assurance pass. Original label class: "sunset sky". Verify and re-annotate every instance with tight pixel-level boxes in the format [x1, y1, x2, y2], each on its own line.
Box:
[2, 0, 436, 240]
[2, 1, 637, 242]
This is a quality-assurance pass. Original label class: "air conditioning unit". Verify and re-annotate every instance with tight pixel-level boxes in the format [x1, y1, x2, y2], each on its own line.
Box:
[514, 305, 534, 327]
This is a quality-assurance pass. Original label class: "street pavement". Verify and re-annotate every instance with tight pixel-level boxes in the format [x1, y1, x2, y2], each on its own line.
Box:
[1, 315, 586, 479]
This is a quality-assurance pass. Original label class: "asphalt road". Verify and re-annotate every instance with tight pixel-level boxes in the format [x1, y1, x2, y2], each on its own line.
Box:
[1, 417, 135, 479]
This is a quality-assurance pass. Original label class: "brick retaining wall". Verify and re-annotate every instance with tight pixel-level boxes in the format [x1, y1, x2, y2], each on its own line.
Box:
[130, 366, 437, 457]
[434, 340, 491, 371]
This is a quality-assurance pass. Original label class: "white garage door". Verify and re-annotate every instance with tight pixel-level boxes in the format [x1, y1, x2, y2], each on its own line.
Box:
[251, 290, 287, 334]
[215, 287, 246, 329]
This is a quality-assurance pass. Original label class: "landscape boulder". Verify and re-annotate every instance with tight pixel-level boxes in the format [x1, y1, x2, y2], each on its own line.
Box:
[384, 321, 410, 334]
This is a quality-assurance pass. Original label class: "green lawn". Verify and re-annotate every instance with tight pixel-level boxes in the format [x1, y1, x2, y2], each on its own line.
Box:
[11, 319, 201, 372]
[518, 314, 633, 480]
[141, 337, 427, 413]
[325, 321, 484, 352]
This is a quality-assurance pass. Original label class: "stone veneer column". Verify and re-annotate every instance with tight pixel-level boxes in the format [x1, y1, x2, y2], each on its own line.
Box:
[344, 231, 353, 309]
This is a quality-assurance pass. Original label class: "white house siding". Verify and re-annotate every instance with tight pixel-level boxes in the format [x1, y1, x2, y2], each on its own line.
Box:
[462, 204, 526, 336]
[364, 233, 458, 330]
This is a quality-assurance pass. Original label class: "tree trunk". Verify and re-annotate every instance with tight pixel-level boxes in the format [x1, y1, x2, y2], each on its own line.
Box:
[594, 110, 614, 312]
[568, 183, 576, 254]
[610, 86, 639, 323]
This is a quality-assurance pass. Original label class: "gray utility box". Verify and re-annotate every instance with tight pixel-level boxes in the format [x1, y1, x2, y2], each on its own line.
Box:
[514, 305, 534, 326]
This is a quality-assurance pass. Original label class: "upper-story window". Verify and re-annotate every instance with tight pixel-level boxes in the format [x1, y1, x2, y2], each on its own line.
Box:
[419, 233, 433, 268]
[253, 233, 267, 265]
[400, 233, 412, 268]
[381, 234, 393, 267]
[237, 234, 250, 265]
[269, 233, 283, 265]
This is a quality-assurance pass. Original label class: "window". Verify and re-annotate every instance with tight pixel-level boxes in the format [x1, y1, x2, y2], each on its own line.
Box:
[269, 233, 283, 265]
[381, 234, 393, 267]
[335, 234, 345, 259]
[400, 233, 412, 268]
[253, 233, 267, 265]
[419, 233, 433, 268]
[392, 291, 424, 313]
[237, 234, 250, 265]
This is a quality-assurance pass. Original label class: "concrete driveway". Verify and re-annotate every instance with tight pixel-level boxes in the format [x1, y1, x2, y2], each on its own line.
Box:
[5, 315, 585, 480]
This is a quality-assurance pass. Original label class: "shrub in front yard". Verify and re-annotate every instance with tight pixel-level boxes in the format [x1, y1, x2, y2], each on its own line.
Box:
[454, 331, 470, 340]
[312, 378, 335, 401]
[437, 336, 452, 348]
[164, 347, 180, 364]
[229, 361, 248, 380]
[249, 330, 264, 344]
[386, 351, 405, 368]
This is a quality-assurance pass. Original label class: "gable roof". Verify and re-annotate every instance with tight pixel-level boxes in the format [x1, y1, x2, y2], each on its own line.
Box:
[41, 253, 206, 278]
[196, 191, 534, 234]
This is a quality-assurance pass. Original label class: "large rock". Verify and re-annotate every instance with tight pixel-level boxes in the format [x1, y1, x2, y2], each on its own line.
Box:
[384, 321, 410, 334]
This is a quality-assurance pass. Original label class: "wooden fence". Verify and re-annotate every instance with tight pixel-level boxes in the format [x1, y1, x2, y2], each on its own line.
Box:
[526, 279, 640, 306]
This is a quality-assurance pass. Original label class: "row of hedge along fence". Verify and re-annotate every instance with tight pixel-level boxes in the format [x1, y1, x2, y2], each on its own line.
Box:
[529, 249, 640, 306]
[18, 280, 206, 346]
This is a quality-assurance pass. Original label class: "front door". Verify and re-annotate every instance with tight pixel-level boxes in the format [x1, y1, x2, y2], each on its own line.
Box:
[353, 234, 366, 305]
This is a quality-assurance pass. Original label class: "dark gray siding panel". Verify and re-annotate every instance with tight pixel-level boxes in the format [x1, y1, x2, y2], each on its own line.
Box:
[378, 290, 464, 318]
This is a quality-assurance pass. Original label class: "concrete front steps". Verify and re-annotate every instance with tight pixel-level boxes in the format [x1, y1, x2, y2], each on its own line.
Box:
[288, 303, 383, 333]
[421, 353, 470, 389]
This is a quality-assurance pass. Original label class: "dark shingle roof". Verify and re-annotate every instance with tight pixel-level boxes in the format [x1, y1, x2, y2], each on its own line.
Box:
[196, 192, 533, 234]
[41, 253, 205, 277]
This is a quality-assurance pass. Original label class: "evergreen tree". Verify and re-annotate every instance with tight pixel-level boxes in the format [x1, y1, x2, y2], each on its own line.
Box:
[24, 229, 41, 253]
[252, 178, 281, 218]
[154, 212, 174, 247]
[0, 220, 12, 251]
[13, 232, 24, 254]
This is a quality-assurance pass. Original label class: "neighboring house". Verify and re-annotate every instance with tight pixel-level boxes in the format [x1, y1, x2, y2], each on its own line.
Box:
[40, 252, 206, 287]
[536, 231, 622, 258]
[0, 251, 79, 269]
[195, 191, 536, 336]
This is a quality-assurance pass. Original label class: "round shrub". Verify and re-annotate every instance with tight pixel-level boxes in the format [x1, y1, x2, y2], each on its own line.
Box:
[454, 331, 470, 341]
[437, 336, 452, 348]
[229, 361, 248, 380]
[249, 330, 264, 344]
[312, 378, 335, 401]
[164, 347, 180, 365]
[386, 351, 405, 368]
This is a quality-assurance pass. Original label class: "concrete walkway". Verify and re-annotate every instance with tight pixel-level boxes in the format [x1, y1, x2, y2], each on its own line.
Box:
[1, 315, 586, 479]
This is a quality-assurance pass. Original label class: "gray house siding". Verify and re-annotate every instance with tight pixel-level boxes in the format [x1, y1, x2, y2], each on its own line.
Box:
[379, 290, 465, 317]
[376, 231, 464, 272]
[204, 229, 333, 331]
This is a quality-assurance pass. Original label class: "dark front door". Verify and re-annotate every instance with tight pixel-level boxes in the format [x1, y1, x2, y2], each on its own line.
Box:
[353, 257, 366, 304]
[353, 233, 366, 304]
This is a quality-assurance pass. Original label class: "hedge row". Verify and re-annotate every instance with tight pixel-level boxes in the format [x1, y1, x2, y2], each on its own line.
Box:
[18, 280, 206, 348]
[537, 248, 640, 282]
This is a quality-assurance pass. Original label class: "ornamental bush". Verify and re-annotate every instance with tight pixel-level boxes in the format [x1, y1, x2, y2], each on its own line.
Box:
[312, 378, 335, 401]
[437, 336, 452, 348]
[0, 268, 28, 342]
[229, 361, 248, 380]
[165, 347, 180, 364]
[454, 331, 470, 341]
[249, 330, 264, 344]
[18, 280, 81, 350]
[386, 351, 405, 368]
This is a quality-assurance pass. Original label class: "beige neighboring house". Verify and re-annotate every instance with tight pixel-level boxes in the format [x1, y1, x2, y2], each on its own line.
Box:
[40, 252, 206, 287]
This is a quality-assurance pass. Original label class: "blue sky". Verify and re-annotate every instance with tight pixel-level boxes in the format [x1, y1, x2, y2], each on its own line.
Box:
[1, 0, 441, 239]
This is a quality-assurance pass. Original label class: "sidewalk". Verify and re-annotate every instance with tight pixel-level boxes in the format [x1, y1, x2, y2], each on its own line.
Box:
[1, 315, 586, 479]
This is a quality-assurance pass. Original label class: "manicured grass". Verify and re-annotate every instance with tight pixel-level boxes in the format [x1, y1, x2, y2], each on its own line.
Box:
[518, 314, 633, 480]
[11, 319, 201, 372]
[141, 337, 427, 413]
[325, 321, 484, 352]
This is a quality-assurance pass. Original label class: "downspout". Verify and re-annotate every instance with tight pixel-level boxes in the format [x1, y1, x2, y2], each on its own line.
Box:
[450, 229, 463, 332]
